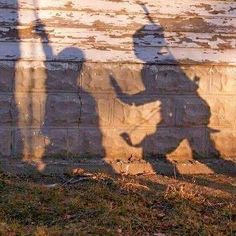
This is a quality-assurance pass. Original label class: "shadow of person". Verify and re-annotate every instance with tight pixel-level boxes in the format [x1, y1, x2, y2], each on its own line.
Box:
[21, 20, 107, 172]
[110, 6, 236, 176]
[43, 46, 106, 158]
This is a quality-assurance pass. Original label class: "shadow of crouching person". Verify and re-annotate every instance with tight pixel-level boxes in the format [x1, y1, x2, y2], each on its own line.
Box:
[109, 5, 236, 176]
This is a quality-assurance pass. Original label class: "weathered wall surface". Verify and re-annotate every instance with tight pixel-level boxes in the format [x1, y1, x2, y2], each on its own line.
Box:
[0, 0, 235, 174]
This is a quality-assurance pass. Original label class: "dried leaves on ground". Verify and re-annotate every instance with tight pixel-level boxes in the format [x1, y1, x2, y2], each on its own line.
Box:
[0, 171, 235, 235]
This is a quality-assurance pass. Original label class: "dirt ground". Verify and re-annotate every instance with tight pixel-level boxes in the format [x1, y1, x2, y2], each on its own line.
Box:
[0, 170, 235, 235]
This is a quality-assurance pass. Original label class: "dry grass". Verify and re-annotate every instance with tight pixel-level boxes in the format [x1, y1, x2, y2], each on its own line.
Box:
[0, 171, 235, 235]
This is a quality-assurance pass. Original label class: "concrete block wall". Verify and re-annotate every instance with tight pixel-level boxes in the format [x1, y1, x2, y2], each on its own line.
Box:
[1, 62, 236, 159]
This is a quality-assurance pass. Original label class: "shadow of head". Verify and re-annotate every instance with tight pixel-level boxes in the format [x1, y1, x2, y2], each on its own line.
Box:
[57, 47, 85, 62]
[133, 23, 167, 62]
[133, 3, 173, 63]
[56, 47, 85, 85]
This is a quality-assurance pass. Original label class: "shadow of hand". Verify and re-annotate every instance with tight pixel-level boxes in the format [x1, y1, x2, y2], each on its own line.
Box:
[33, 19, 49, 41]
[109, 75, 122, 94]
[120, 132, 133, 146]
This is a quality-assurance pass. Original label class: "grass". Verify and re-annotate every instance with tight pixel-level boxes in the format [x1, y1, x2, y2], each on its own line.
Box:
[0, 171, 235, 235]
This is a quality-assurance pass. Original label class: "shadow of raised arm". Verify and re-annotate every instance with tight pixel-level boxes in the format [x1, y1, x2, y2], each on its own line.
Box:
[33, 19, 48, 40]
[33, 19, 53, 60]
[109, 75, 156, 106]
[109, 74, 124, 95]
[110, 75, 134, 105]
[120, 132, 142, 148]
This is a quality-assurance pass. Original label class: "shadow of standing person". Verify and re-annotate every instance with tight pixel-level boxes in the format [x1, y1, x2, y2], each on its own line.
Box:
[110, 4, 236, 176]
[31, 20, 106, 171]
